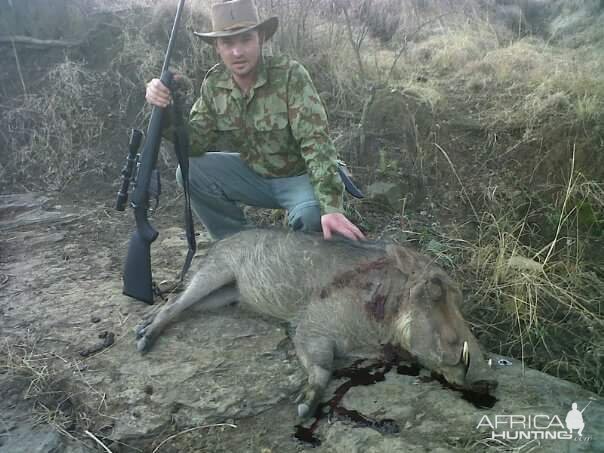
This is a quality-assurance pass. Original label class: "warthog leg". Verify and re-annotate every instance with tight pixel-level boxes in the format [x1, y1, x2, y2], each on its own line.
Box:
[135, 264, 237, 352]
[293, 330, 335, 419]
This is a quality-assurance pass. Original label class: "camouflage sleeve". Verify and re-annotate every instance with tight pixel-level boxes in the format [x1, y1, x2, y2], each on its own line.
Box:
[188, 79, 218, 157]
[287, 63, 344, 215]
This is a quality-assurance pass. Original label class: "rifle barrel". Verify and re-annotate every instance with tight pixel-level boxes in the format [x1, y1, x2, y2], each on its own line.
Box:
[161, 0, 186, 77]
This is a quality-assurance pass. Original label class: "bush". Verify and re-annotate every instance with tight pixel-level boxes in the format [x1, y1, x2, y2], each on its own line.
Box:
[1, 59, 104, 191]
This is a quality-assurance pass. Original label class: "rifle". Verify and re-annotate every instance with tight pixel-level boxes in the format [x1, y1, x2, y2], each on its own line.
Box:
[119, 0, 189, 304]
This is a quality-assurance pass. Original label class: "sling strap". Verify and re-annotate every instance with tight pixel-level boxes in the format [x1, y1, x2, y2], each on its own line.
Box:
[171, 86, 197, 282]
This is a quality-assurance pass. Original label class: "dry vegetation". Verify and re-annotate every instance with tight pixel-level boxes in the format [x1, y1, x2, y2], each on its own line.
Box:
[0, 336, 83, 439]
[1, 0, 602, 404]
[465, 168, 604, 393]
[2, 60, 106, 190]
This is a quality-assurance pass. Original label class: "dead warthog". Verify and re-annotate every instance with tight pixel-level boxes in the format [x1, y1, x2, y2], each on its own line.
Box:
[135, 229, 497, 418]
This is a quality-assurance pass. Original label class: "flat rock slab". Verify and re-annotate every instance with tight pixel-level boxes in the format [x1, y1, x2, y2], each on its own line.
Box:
[312, 356, 603, 452]
[0, 193, 80, 230]
[81, 306, 306, 441]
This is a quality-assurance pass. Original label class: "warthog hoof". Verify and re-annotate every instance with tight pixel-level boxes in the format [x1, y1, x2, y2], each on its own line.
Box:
[134, 319, 151, 339]
[136, 336, 151, 353]
[134, 317, 156, 353]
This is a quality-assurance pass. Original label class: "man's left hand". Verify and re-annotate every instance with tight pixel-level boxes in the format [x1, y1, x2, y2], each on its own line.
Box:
[321, 213, 366, 241]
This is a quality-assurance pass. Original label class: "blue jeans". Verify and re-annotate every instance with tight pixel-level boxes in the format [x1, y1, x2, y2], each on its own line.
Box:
[176, 152, 321, 239]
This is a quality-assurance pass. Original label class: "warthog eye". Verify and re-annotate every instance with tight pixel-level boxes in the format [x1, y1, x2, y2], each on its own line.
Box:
[427, 277, 443, 300]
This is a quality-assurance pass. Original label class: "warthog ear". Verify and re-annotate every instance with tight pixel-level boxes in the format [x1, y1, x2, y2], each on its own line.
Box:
[387, 244, 425, 276]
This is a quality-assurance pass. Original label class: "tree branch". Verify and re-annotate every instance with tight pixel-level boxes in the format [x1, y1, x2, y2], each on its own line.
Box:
[0, 35, 80, 48]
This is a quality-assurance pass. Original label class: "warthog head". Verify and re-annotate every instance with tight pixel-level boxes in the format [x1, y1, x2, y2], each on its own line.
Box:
[389, 247, 497, 394]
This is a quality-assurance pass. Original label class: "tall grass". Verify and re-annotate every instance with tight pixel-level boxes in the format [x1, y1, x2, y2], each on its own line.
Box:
[462, 161, 603, 393]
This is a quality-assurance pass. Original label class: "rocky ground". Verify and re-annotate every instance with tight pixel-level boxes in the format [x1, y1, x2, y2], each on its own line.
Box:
[1, 192, 602, 453]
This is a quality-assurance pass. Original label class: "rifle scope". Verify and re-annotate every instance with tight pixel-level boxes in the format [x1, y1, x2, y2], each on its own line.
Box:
[115, 129, 144, 211]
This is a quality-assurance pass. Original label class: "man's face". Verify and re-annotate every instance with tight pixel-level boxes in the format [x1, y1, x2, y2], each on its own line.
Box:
[215, 30, 262, 78]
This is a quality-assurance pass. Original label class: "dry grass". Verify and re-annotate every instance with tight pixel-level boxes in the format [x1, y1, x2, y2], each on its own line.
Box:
[475, 41, 604, 135]
[394, 10, 604, 143]
[0, 0, 214, 192]
[411, 23, 500, 75]
[0, 336, 80, 439]
[1, 59, 105, 191]
[462, 163, 604, 394]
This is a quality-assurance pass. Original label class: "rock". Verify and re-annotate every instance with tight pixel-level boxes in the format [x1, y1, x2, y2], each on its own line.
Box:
[0, 426, 62, 453]
[350, 87, 434, 177]
[366, 181, 405, 211]
[307, 354, 603, 452]
[78, 308, 306, 440]
[363, 88, 432, 142]
[0, 193, 78, 230]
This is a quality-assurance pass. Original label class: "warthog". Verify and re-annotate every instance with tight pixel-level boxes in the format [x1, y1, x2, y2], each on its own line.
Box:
[135, 229, 497, 418]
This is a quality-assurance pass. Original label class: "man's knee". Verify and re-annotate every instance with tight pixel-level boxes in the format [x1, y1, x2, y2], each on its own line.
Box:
[288, 202, 321, 232]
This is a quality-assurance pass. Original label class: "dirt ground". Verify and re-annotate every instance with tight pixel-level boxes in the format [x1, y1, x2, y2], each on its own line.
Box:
[0, 190, 182, 451]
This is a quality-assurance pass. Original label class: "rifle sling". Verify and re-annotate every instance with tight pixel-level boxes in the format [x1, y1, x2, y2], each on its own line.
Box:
[171, 104, 197, 283]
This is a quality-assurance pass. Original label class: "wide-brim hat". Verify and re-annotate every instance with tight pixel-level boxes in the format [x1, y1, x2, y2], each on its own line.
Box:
[194, 0, 279, 44]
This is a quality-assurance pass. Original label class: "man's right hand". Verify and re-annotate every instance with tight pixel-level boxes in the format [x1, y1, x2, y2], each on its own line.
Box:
[321, 212, 366, 241]
[145, 78, 172, 108]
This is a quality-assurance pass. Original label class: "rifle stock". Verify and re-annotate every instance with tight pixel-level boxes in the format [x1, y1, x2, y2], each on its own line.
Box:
[122, 0, 185, 304]
[123, 204, 159, 303]
[123, 236, 154, 303]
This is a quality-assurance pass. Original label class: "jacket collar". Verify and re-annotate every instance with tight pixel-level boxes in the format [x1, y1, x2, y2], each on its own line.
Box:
[214, 56, 268, 94]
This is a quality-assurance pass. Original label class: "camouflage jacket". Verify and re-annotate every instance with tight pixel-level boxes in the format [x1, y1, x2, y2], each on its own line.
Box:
[188, 55, 344, 215]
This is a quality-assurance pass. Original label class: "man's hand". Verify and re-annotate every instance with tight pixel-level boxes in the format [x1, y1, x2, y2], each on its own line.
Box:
[321, 213, 366, 241]
[145, 78, 172, 108]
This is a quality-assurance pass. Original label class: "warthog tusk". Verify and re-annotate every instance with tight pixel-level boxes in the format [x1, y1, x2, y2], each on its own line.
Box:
[462, 341, 470, 367]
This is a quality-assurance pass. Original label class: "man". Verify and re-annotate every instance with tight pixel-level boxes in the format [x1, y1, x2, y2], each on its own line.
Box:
[146, 0, 364, 241]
